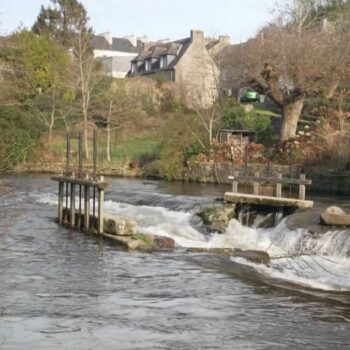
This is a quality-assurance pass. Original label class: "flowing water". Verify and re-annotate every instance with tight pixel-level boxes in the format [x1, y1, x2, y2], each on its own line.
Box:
[1, 174, 350, 349]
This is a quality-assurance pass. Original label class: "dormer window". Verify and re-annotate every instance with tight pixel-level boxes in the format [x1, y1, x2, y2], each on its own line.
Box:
[145, 60, 152, 71]
[160, 55, 167, 69]
[131, 62, 137, 73]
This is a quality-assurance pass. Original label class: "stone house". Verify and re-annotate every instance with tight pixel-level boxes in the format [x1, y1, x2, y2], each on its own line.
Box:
[128, 30, 229, 108]
[91, 33, 148, 78]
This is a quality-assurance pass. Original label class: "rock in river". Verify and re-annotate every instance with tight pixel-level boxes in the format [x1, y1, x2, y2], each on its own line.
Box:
[320, 206, 350, 226]
[103, 215, 138, 236]
[199, 205, 235, 233]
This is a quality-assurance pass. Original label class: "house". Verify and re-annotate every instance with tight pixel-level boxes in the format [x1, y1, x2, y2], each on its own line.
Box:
[91, 33, 147, 78]
[128, 30, 228, 108]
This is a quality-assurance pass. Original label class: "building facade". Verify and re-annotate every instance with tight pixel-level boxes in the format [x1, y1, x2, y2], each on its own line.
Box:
[91, 33, 146, 78]
[129, 30, 229, 108]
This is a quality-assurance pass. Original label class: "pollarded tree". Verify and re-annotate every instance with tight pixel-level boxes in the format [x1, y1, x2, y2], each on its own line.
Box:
[221, 0, 350, 141]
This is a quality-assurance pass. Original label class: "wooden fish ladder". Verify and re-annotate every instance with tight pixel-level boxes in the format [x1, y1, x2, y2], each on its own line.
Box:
[52, 131, 109, 234]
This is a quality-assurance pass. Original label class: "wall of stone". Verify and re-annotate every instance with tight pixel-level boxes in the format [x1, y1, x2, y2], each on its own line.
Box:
[185, 162, 350, 196]
[185, 161, 296, 184]
[175, 31, 219, 108]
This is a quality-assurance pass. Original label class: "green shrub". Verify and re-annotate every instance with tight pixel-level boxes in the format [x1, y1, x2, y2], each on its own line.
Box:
[0, 106, 42, 171]
[221, 106, 272, 143]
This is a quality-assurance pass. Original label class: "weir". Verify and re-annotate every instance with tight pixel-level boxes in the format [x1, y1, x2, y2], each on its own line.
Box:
[51, 131, 109, 234]
[225, 170, 313, 209]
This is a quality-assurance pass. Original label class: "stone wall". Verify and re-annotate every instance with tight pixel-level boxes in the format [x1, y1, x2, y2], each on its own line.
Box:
[175, 30, 219, 108]
[185, 162, 350, 196]
[185, 161, 296, 185]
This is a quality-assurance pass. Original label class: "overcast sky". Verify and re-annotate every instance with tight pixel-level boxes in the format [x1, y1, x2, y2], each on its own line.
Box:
[0, 0, 278, 43]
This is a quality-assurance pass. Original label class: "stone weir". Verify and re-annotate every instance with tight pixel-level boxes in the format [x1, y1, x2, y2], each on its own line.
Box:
[224, 170, 314, 210]
[52, 175, 175, 252]
[51, 133, 275, 260]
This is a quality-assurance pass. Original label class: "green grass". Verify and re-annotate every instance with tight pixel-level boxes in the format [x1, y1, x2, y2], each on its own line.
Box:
[254, 105, 280, 117]
[48, 131, 159, 165]
[108, 134, 159, 162]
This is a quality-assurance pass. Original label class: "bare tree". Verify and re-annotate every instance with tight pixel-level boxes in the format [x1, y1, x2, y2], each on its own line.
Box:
[94, 78, 154, 162]
[220, 0, 350, 141]
[33, 0, 98, 159]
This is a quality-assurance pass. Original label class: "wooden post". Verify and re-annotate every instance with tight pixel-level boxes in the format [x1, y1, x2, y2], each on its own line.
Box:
[232, 170, 239, 193]
[70, 183, 76, 228]
[78, 185, 82, 229]
[299, 174, 306, 200]
[58, 181, 64, 224]
[97, 188, 104, 234]
[244, 143, 248, 176]
[84, 185, 90, 232]
[253, 172, 260, 195]
[65, 182, 69, 223]
[276, 173, 282, 198]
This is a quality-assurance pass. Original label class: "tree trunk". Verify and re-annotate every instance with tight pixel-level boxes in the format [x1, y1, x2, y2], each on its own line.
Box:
[323, 80, 339, 99]
[280, 98, 304, 142]
[107, 124, 111, 163]
[83, 118, 89, 160]
[106, 101, 112, 163]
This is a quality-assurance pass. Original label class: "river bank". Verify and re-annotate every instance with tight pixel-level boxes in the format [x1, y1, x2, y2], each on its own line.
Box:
[11, 160, 350, 196]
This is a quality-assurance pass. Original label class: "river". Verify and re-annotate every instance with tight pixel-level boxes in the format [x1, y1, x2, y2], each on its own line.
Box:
[1, 174, 350, 349]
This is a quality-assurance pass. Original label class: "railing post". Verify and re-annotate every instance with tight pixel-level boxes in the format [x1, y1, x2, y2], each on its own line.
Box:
[58, 181, 64, 224]
[70, 183, 76, 228]
[232, 170, 239, 193]
[276, 173, 282, 198]
[253, 172, 260, 195]
[299, 174, 306, 200]
[84, 185, 90, 232]
[97, 188, 104, 234]
[244, 143, 249, 176]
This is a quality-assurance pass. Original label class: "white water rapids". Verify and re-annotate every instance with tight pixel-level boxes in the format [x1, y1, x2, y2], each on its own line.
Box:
[38, 194, 350, 292]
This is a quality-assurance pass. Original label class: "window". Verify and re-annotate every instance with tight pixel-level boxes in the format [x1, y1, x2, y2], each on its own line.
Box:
[160, 56, 167, 69]
[131, 63, 137, 73]
[145, 60, 152, 71]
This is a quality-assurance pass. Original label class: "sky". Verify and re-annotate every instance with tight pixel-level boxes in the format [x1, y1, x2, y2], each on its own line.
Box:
[0, 0, 278, 44]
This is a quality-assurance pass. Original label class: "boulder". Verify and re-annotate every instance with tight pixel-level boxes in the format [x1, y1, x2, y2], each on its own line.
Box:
[199, 205, 235, 233]
[151, 235, 176, 249]
[103, 215, 138, 236]
[188, 248, 270, 265]
[102, 233, 155, 252]
[102, 232, 175, 252]
[320, 206, 350, 226]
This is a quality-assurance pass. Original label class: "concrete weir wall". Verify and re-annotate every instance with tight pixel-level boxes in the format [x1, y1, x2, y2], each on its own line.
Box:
[185, 162, 350, 196]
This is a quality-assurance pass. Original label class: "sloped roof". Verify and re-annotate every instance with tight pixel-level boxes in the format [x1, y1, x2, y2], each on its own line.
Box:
[131, 37, 191, 70]
[91, 35, 140, 54]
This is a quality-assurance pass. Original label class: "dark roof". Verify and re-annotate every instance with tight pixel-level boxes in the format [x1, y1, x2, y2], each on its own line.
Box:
[131, 37, 192, 71]
[91, 35, 140, 54]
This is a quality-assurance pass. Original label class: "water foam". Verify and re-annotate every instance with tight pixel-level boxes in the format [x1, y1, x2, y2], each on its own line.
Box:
[209, 219, 350, 291]
[37, 194, 350, 291]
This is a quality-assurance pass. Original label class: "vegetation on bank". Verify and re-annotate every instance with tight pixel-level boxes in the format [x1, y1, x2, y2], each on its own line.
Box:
[1, 0, 350, 180]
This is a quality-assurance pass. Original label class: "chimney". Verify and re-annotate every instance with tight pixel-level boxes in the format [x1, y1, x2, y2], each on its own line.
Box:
[190, 30, 204, 44]
[124, 35, 137, 47]
[137, 35, 149, 43]
[219, 35, 231, 45]
[99, 32, 113, 45]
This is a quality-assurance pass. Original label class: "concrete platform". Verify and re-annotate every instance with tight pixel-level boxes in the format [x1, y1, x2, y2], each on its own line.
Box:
[224, 192, 314, 209]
